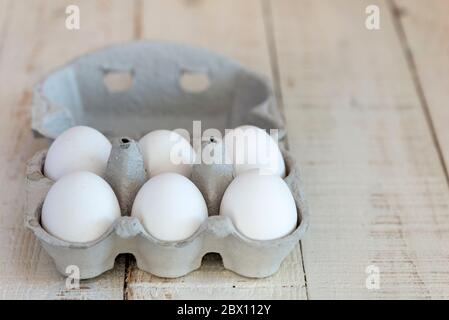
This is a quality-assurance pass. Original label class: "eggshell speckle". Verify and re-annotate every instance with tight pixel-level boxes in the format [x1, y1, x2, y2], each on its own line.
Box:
[220, 170, 297, 240]
[139, 130, 196, 178]
[41, 171, 121, 243]
[224, 125, 285, 177]
[132, 173, 208, 241]
[44, 126, 112, 181]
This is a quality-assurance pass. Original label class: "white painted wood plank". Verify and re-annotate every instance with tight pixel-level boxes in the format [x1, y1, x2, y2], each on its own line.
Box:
[137, 0, 272, 76]
[125, 0, 307, 300]
[394, 0, 449, 174]
[0, 0, 135, 299]
[127, 252, 306, 300]
[270, 0, 449, 299]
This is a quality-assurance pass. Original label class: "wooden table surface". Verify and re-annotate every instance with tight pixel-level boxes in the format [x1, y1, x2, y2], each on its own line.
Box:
[1, 0, 449, 299]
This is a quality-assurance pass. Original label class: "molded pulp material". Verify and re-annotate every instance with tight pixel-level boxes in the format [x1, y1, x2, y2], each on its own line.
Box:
[25, 41, 309, 279]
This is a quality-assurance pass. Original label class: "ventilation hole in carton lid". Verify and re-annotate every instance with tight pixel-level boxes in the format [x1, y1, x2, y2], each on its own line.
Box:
[179, 71, 210, 93]
[103, 70, 133, 92]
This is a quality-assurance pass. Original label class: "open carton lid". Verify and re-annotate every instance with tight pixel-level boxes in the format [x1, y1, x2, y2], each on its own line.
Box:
[32, 40, 285, 141]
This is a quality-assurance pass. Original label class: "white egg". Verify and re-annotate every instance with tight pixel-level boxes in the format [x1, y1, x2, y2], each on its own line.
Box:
[131, 173, 208, 241]
[41, 171, 121, 243]
[224, 125, 286, 177]
[139, 130, 196, 178]
[44, 126, 112, 181]
[220, 170, 297, 240]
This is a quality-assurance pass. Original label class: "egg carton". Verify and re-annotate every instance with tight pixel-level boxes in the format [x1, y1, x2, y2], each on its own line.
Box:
[25, 41, 310, 279]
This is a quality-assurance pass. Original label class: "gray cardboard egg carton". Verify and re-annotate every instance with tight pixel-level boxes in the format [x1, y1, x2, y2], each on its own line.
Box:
[25, 41, 310, 279]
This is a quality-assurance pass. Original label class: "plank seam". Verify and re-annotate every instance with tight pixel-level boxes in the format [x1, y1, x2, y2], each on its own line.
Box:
[261, 0, 309, 300]
[387, 0, 449, 191]
[123, 255, 131, 300]
[134, 0, 143, 40]
[260, 0, 288, 143]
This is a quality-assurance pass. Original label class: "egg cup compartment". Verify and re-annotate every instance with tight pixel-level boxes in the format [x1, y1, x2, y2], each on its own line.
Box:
[25, 41, 310, 279]
[25, 142, 309, 279]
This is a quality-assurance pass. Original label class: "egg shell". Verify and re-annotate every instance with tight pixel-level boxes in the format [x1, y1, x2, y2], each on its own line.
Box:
[224, 125, 286, 177]
[41, 171, 121, 243]
[220, 170, 297, 240]
[44, 126, 112, 181]
[139, 130, 196, 178]
[131, 172, 208, 241]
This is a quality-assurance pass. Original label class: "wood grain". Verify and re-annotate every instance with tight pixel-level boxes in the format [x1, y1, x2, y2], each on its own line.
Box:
[124, 0, 307, 300]
[138, 0, 273, 75]
[1, 0, 449, 300]
[393, 0, 449, 180]
[0, 0, 135, 299]
[270, 0, 449, 299]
